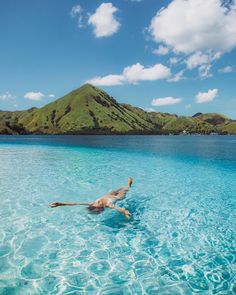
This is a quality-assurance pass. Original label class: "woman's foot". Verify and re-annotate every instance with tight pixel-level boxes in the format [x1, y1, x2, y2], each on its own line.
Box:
[128, 177, 133, 187]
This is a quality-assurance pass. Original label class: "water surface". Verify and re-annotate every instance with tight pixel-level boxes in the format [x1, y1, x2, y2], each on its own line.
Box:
[0, 136, 235, 294]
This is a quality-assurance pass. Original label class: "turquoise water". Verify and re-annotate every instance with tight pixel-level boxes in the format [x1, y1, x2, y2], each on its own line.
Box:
[0, 135, 235, 294]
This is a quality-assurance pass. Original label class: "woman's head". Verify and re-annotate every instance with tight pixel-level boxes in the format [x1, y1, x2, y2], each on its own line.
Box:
[88, 204, 104, 214]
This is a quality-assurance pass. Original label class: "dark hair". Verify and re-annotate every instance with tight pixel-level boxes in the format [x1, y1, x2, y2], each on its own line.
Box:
[88, 205, 105, 214]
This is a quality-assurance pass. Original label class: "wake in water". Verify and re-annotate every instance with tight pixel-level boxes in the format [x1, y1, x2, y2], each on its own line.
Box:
[49, 177, 133, 219]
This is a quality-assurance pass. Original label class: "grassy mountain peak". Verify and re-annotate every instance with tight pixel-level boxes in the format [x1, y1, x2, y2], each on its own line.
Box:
[0, 84, 235, 135]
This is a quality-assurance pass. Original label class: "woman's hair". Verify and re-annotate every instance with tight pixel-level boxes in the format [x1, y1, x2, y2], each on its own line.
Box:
[88, 204, 104, 214]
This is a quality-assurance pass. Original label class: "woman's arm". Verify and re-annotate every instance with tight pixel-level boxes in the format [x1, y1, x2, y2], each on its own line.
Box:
[49, 201, 91, 208]
[106, 204, 131, 219]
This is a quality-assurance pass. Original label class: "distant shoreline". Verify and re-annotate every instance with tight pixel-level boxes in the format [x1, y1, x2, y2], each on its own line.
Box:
[1, 84, 235, 135]
[0, 133, 235, 136]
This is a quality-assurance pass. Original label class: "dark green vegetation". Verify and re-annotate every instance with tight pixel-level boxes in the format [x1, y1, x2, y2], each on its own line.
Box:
[0, 84, 235, 135]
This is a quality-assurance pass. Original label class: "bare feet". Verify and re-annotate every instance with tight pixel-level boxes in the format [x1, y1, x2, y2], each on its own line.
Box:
[128, 177, 133, 187]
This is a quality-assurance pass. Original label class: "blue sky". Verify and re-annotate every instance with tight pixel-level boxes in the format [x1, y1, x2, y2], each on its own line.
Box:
[0, 0, 236, 118]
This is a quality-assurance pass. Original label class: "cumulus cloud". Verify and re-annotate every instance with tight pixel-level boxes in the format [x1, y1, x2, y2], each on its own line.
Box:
[153, 45, 169, 56]
[87, 62, 171, 86]
[185, 51, 221, 77]
[149, 0, 236, 54]
[218, 66, 233, 73]
[88, 3, 120, 37]
[149, 0, 236, 79]
[123, 63, 171, 83]
[186, 51, 221, 69]
[49, 94, 55, 98]
[169, 57, 180, 65]
[198, 64, 212, 79]
[24, 92, 44, 101]
[0, 91, 15, 100]
[70, 5, 84, 28]
[143, 107, 156, 112]
[186, 52, 208, 69]
[87, 75, 124, 86]
[152, 97, 182, 106]
[196, 88, 218, 103]
[168, 70, 185, 82]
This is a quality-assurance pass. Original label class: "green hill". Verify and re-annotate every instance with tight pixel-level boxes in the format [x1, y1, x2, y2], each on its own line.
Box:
[0, 84, 235, 135]
[218, 121, 236, 134]
[163, 116, 215, 134]
[0, 84, 157, 134]
[194, 113, 230, 126]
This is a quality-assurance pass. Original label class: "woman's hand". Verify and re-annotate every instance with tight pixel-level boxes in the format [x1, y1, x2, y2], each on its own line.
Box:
[121, 208, 131, 219]
[49, 202, 62, 208]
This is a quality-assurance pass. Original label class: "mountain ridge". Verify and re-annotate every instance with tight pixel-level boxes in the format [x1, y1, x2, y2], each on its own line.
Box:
[0, 84, 235, 135]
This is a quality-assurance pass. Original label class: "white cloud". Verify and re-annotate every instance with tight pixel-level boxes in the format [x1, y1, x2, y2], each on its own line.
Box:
[196, 88, 218, 103]
[87, 74, 124, 86]
[70, 5, 84, 28]
[185, 51, 221, 78]
[87, 62, 171, 86]
[185, 104, 192, 109]
[149, 0, 236, 54]
[152, 97, 182, 106]
[0, 91, 15, 100]
[198, 64, 212, 79]
[169, 57, 180, 65]
[144, 107, 156, 112]
[70, 5, 82, 17]
[88, 3, 120, 37]
[184, 51, 221, 78]
[186, 52, 215, 69]
[153, 45, 169, 56]
[168, 70, 185, 82]
[123, 63, 171, 83]
[218, 66, 233, 73]
[24, 92, 44, 101]
[49, 94, 55, 98]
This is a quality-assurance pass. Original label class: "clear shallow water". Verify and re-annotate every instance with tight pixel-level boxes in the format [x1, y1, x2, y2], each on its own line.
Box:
[0, 135, 235, 294]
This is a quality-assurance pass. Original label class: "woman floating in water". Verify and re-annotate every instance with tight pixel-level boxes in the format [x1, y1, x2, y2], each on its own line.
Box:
[49, 177, 133, 219]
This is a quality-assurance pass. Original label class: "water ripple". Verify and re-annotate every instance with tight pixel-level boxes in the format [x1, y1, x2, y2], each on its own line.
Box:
[0, 138, 235, 294]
